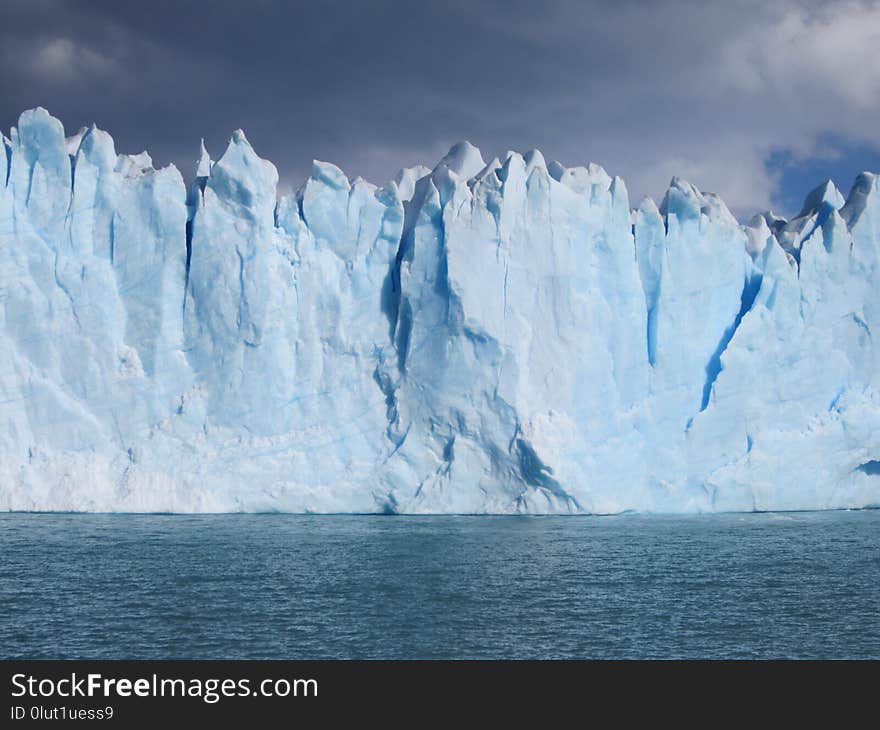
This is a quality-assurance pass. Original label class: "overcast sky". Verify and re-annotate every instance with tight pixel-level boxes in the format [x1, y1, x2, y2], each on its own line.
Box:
[1, 0, 879, 219]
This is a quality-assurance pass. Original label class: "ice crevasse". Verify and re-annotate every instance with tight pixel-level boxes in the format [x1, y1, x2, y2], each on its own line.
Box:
[1, 107, 879, 513]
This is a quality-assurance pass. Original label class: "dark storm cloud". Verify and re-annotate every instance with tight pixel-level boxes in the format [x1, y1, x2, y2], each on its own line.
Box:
[1, 0, 879, 216]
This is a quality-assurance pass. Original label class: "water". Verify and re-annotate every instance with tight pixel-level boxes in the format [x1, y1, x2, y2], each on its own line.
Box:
[1, 511, 878, 659]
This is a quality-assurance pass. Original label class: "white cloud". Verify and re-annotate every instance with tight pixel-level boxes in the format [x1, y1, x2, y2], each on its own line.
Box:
[29, 38, 116, 81]
[577, 1, 880, 216]
[722, 3, 880, 112]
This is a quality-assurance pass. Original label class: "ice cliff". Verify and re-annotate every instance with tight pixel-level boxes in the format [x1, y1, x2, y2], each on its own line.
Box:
[2, 108, 879, 513]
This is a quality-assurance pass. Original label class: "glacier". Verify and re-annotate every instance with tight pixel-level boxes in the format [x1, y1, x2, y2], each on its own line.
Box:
[1, 107, 879, 514]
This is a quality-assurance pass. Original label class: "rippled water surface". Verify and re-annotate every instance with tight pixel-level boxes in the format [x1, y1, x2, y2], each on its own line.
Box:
[1, 511, 878, 658]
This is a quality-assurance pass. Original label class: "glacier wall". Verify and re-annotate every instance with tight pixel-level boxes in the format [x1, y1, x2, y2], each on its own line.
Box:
[1, 107, 879, 513]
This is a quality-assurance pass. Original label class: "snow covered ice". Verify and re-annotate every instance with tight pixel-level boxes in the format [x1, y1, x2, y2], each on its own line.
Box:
[1, 107, 879, 513]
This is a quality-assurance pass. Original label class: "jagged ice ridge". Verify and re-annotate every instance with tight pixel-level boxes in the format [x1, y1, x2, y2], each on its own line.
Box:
[1, 107, 879, 513]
